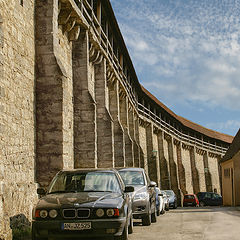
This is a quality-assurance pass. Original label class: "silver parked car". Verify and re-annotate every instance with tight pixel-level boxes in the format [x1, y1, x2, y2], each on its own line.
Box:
[165, 190, 177, 209]
[118, 168, 157, 226]
[161, 190, 169, 211]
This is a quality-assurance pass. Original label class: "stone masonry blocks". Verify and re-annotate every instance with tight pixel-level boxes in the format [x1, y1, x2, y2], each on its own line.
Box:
[95, 59, 114, 168]
[73, 31, 97, 168]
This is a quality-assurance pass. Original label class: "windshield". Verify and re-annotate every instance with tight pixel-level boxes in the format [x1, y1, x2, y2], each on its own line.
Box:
[48, 172, 121, 193]
[165, 190, 174, 196]
[184, 195, 195, 199]
[119, 171, 145, 186]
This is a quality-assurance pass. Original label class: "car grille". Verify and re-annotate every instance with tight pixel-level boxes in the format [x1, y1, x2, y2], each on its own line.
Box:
[63, 209, 90, 219]
[77, 209, 90, 218]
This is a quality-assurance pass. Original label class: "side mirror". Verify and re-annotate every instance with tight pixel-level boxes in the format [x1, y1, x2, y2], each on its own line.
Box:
[125, 186, 134, 193]
[149, 181, 157, 187]
[37, 188, 46, 195]
[158, 193, 163, 197]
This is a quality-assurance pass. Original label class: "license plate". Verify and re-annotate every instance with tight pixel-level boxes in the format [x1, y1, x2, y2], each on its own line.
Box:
[62, 222, 91, 230]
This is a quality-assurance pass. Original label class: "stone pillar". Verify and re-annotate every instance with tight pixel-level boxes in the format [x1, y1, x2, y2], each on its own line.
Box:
[166, 135, 180, 193]
[203, 152, 213, 192]
[195, 148, 207, 192]
[190, 147, 200, 194]
[95, 59, 114, 168]
[35, 0, 74, 187]
[129, 108, 140, 167]
[109, 80, 125, 167]
[119, 94, 134, 167]
[176, 141, 187, 194]
[73, 31, 97, 168]
[146, 123, 158, 183]
[158, 131, 170, 189]
[134, 115, 141, 167]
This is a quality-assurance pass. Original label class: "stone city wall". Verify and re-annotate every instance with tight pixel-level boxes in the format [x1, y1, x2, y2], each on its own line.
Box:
[0, 0, 37, 239]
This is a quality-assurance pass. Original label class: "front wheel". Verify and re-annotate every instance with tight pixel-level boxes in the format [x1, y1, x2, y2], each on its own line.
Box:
[160, 207, 165, 214]
[142, 212, 151, 226]
[200, 201, 205, 207]
[128, 214, 133, 234]
[151, 209, 157, 223]
[114, 221, 128, 240]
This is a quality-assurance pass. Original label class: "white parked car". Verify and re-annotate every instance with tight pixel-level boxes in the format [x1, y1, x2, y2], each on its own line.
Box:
[155, 187, 165, 215]
[161, 190, 170, 211]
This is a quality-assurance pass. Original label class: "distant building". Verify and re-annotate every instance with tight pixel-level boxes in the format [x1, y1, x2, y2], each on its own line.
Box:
[220, 129, 240, 206]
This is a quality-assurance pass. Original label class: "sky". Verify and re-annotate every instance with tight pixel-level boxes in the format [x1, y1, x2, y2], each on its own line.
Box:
[110, 0, 240, 137]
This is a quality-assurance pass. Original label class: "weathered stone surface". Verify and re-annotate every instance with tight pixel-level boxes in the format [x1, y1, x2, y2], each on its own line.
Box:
[95, 59, 114, 168]
[73, 31, 97, 168]
[0, 1, 38, 238]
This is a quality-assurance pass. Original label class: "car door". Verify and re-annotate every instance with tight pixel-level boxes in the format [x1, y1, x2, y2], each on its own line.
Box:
[116, 172, 131, 217]
[204, 192, 212, 205]
[144, 171, 155, 213]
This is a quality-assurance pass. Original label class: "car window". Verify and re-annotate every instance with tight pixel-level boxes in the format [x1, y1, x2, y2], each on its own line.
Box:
[184, 195, 195, 199]
[165, 190, 174, 196]
[48, 172, 121, 193]
[212, 193, 220, 199]
[119, 171, 145, 186]
[205, 192, 211, 198]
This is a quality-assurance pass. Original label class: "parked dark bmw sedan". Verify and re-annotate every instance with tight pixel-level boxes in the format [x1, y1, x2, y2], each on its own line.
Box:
[32, 169, 134, 240]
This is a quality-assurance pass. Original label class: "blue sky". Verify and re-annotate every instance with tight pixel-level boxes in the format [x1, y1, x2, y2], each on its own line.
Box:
[110, 0, 240, 136]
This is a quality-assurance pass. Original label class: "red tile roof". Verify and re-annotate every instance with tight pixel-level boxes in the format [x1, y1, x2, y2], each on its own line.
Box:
[141, 86, 234, 144]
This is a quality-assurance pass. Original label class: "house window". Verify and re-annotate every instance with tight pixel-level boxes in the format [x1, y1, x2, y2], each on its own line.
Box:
[224, 168, 230, 178]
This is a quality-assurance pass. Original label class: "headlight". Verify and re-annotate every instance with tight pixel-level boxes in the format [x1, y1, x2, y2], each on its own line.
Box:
[106, 209, 115, 217]
[39, 210, 48, 218]
[134, 192, 148, 200]
[49, 209, 58, 218]
[96, 208, 105, 217]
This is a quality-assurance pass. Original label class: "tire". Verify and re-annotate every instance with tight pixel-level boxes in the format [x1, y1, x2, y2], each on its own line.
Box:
[142, 211, 151, 226]
[200, 201, 205, 207]
[114, 221, 128, 240]
[173, 202, 177, 209]
[160, 208, 165, 214]
[151, 209, 157, 223]
[157, 209, 160, 216]
[128, 214, 133, 234]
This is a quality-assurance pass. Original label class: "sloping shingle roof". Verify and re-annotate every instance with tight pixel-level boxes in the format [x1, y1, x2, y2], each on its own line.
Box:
[221, 129, 240, 162]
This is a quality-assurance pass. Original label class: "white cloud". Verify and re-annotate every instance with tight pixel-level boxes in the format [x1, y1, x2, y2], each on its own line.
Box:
[113, 0, 240, 112]
[206, 120, 240, 135]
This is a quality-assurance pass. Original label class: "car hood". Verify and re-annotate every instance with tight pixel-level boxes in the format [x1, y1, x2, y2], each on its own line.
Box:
[36, 192, 123, 209]
[168, 195, 175, 202]
[130, 185, 148, 197]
